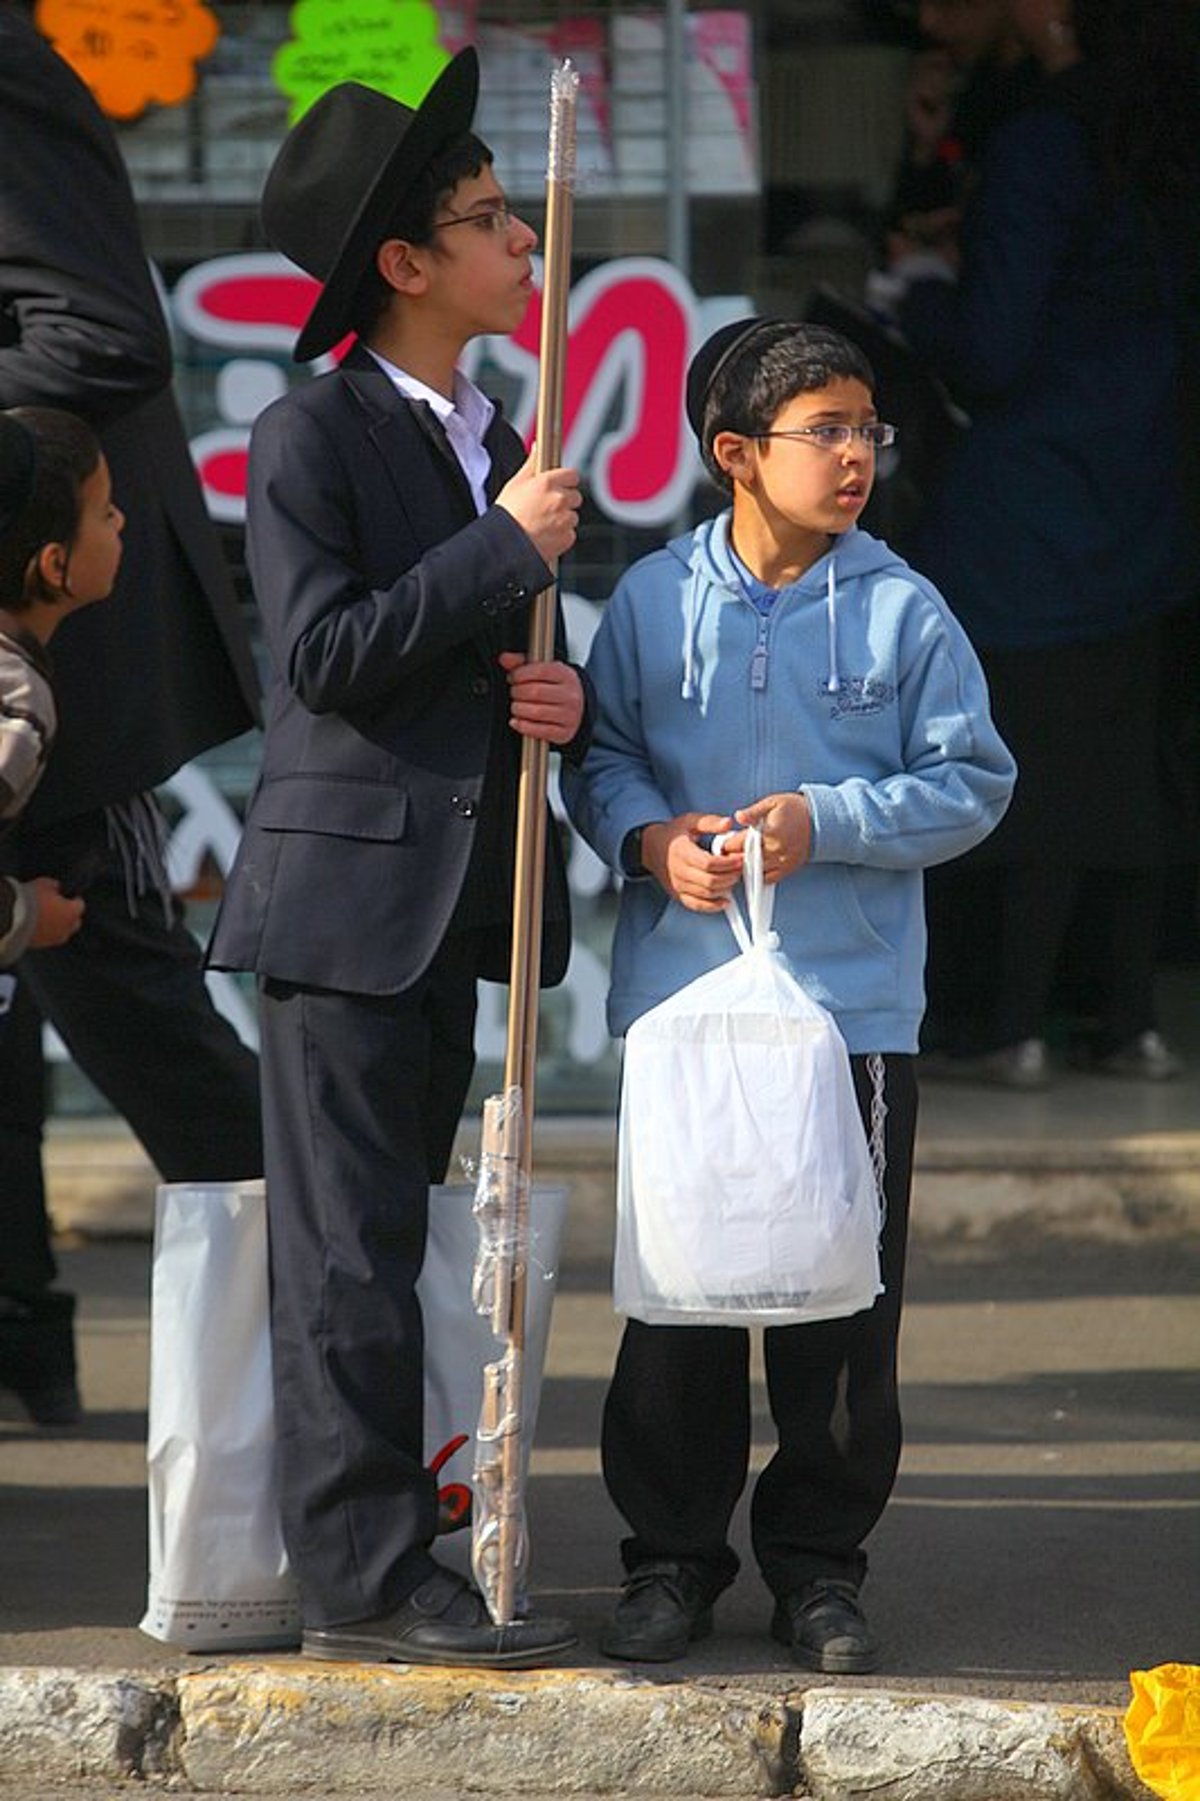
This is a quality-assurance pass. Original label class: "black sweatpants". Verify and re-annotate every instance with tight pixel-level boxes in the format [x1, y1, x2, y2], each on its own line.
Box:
[601, 1053, 918, 1602]
[0, 805, 262, 1300]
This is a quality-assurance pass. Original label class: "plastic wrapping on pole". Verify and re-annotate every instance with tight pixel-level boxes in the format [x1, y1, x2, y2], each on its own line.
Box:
[471, 1088, 529, 1616]
[472, 1341, 529, 1615]
[470, 62, 579, 1629]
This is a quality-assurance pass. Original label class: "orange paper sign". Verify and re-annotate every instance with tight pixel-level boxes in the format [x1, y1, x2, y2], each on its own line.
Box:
[36, 0, 220, 120]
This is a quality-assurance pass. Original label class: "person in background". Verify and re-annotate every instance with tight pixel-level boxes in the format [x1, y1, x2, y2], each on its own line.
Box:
[0, 407, 126, 1420]
[563, 319, 1014, 1672]
[1, 409, 125, 959]
[876, 0, 1035, 278]
[0, 3, 263, 1424]
[893, 0, 1200, 1086]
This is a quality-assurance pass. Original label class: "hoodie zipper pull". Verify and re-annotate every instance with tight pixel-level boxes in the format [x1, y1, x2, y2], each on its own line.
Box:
[751, 617, 769, 691]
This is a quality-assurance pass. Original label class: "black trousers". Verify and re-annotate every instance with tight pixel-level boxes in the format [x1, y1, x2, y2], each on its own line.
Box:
[924, 860, 1163, 1055]
[602, 1054, 918, 1602]
[0, 807, 262, 1299]
[922, 624, 1169, 1057]
[258, 930, 485, 1629]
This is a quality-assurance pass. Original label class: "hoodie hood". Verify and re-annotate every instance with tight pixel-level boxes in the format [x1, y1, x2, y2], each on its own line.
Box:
[669, 515, 908, 703]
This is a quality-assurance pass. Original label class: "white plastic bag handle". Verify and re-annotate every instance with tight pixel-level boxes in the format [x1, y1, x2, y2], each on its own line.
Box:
[722, 825, 777, 954]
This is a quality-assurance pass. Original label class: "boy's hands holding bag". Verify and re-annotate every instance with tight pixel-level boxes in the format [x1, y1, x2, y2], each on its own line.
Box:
[639, 811, 742, 911]
[722, 792, 813, 884]
[638, 790, 812, 907]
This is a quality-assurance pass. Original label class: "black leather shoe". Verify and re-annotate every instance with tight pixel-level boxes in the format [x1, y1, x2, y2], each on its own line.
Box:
[0, 1291, 83, 1427]
[771, 1580, 879, 1673]
[302, 1567, 577, 1670]
[599, 1559, 713, 1662]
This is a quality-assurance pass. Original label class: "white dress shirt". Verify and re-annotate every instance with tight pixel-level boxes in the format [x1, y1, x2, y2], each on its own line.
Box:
[367, 350, 496, 516]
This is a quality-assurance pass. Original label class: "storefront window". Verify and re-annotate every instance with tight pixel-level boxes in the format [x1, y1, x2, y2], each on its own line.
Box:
[49, 0, 921, 1117]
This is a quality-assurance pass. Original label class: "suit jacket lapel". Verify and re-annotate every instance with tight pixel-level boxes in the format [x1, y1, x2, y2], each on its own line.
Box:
[337, 349, 470, 535]
[337, 349, 509, 668]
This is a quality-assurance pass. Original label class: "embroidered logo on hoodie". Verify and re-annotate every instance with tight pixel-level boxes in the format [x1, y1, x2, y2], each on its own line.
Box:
[824, 676, 896, 719]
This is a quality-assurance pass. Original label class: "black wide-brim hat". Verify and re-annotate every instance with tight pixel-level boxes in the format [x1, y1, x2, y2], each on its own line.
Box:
[261, 47, 479, 363]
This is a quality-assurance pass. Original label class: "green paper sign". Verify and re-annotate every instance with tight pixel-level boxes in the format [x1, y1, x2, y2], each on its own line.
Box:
[274, 0, 449, 123]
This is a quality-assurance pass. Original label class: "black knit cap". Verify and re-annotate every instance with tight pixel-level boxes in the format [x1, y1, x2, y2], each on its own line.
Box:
[261, 48, 480, 363]
[0, 413, 35, 536]
[685, 316, 786, 447]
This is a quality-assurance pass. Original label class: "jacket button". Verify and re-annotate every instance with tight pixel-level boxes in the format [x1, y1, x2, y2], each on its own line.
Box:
[450, 795, 477, 818]
[470, 675, 489, 698]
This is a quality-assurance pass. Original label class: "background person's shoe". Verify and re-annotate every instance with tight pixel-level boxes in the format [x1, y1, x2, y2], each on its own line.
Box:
[599, 1559, 713, 1662]
[1088, 1030, 1184, 1082]
[0, 1290, 83, 1427]
[771, 1580, 879, 1674]
[302, 1567, 577, 1669]
[921, 1037, 1051, 1090]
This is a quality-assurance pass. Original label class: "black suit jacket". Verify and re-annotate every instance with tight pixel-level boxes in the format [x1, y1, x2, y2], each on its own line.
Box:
[0, 9, 260, 824]
[209, 348, 577, 994]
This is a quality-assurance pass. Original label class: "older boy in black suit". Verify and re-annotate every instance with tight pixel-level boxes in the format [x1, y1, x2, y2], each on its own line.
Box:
[210, 49, 586, 1667]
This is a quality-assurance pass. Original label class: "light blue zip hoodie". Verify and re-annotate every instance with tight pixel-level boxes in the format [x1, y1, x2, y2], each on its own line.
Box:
[562, 514, 1016, 1053]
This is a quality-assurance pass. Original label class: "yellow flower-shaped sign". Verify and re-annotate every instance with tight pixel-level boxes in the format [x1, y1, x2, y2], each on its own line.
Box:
[36, 0, 219, 120]
[273, 0, 448, 124]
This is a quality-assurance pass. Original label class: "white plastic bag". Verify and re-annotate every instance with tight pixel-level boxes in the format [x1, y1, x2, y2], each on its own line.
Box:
[615, 828, 884, 1327]
[141, 1179, 298, 1651]
[141, 1179, 567, 1649]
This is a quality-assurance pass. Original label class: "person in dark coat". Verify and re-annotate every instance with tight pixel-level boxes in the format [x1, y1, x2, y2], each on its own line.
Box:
[0, 3, 263, 1424]
[208, 50, 587, 1668]
[882, 0, 1035, 263]
[893, 0, 1200, 1085]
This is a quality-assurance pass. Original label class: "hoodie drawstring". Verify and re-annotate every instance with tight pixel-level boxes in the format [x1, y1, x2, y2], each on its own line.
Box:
[681, 563, 701, 700]
[825, 556, 841, 695]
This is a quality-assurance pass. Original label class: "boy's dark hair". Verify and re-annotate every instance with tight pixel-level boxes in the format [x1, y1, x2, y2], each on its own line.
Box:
[0, 406, 102, 610]
[350, 129, 494, 343]
[689, 320, 876, 493]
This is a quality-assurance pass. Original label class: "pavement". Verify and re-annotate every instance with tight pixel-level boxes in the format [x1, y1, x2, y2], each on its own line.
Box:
[2, 978, 1200, 1797]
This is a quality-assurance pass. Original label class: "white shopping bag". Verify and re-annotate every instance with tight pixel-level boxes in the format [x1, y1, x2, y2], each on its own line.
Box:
[141, 1180, 567, 1650]
[615, 829, 884, 1327]
[140, 1179, 298, 1652]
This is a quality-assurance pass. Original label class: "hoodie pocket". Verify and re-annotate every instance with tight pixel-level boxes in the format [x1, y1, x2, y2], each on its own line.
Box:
[774, 865, 900, 1014]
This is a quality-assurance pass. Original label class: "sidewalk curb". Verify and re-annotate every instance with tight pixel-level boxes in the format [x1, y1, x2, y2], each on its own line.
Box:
[0, 1665, 1154, 1799]
[44, 1118, 1200, 1250]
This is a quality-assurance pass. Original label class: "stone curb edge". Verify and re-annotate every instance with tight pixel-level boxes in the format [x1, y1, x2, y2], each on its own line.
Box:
[44, 1128, 1200, 1251]
[0, 1665, 1156, 1800]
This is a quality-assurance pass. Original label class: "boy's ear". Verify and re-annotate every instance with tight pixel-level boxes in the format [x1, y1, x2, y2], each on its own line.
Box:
[33, 541, 68, 599]
[376, 236, 428, 296]
[711, 430, 755, 483]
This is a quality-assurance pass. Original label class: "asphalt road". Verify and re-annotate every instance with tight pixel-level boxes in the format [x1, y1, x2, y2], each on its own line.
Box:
[1, 1231, 1197, 1708]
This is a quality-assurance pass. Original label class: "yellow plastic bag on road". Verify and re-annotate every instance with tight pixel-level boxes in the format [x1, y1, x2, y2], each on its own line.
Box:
[1125, 1664, 1200, 1801]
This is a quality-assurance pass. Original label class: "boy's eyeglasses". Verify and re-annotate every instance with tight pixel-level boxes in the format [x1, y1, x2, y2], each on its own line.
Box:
[756, 423, 898, 450]
[433, 204, 520, 236]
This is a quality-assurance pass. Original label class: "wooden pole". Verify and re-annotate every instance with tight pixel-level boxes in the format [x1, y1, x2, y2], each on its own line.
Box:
[473, 59, 579, 1629]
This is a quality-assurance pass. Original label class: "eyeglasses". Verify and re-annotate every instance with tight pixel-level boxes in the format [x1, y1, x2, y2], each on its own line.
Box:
[756, 423, 898, 451]
[432, 203, 521, 236]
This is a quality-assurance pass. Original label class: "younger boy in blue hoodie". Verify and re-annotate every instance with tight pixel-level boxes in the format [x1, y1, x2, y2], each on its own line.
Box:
[563, 319, 1015, 1672]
